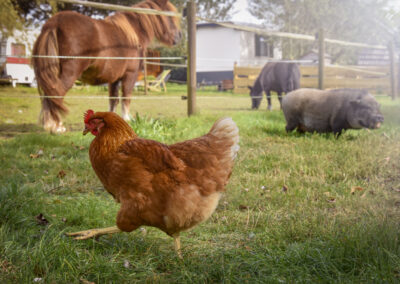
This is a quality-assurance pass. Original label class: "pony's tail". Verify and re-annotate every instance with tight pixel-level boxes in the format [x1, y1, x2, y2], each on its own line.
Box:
[32, 25, 68, 131]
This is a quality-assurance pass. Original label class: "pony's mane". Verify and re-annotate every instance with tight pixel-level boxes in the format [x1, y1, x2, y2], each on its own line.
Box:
[105, 14, 139, 46]
[105, 0, 179, 47]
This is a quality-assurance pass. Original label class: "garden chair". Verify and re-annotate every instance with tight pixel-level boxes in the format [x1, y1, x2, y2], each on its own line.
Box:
[136, 69, 171, 93]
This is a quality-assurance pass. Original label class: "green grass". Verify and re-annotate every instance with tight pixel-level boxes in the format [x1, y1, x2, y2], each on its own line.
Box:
[0, 85, 400, 282]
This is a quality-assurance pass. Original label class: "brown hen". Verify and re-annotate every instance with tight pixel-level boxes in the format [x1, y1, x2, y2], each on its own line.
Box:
[67, 110, 239, 256]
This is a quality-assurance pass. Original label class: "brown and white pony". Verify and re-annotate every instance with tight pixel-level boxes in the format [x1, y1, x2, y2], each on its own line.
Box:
[32, 0, 181, 133]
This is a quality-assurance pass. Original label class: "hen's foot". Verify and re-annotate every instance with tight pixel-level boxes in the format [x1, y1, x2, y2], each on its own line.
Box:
[66, 226, 120, 240]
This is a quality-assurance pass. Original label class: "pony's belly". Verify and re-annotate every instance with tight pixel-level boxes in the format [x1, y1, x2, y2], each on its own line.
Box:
[80, 66, 109, 85]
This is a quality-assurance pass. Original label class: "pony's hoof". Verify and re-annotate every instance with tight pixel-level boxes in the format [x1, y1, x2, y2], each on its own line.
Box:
[43, 121, 66, 134]
[55, 125, 66, 133]
[122, 114, 132, 121]
[47, 123, 66, 134]
[54, 122, 66, 133]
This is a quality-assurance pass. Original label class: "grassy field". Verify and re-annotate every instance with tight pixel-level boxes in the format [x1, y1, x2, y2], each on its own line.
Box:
[0, 84, 400, 283]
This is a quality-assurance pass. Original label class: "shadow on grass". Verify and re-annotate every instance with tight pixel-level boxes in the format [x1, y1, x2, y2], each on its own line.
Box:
[0, 123, 87, 138]
[281, 129, 363, 140]
[0, 123, 44, 138]
[207, 107, 252, 111]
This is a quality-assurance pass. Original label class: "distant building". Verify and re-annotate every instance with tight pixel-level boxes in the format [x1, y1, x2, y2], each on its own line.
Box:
[0, 28, 39, 87]
[195, 22, 282, 85]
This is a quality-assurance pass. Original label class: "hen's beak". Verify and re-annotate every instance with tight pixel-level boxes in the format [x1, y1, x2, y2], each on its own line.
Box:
[83, 126, 89, 135]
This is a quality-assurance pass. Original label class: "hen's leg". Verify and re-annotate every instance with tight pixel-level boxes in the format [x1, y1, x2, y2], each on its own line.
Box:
[173, 233, 182, 259]
[67, 204, 139, 240]
[66, 226, 121, 240]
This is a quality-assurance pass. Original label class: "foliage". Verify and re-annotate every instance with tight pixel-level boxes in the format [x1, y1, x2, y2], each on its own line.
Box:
[129, 112, 175, 142]
[194, 0, 234, 21]
[248, 0, 399, 63]
[4, 0, 235, 29]
[0, 0, 23, 36]
[0, 85, 400, 282]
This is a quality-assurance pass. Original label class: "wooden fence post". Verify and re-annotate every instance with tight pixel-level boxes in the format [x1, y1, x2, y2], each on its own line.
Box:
[187, 0, 196, 116]
[318, 28, 325, 90]
[143, 58, 148, 95]
[389, 40, 397, 100]
[233, 62, 237, 93]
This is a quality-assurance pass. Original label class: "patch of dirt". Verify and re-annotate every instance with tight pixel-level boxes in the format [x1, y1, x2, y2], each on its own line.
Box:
[0, 259, 16, 275]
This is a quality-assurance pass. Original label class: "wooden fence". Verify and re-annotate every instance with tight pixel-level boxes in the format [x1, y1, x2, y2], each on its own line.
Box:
[233, 64, 391, 94]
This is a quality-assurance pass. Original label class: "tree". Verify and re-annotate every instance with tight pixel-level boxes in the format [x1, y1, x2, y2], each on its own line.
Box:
[9, 0, 138, 26]
[195, 0, 234, 21]
[248, 0, 396, 63]
[3, 0, 235, 29]
[0, 0, 23, 36]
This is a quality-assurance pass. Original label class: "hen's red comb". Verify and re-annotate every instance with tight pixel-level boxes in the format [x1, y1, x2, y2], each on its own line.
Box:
[84, 109, 94, 123]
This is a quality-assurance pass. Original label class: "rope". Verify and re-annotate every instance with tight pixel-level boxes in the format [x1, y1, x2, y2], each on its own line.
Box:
[199, 58, 315, 64]
[6, 55, 313, 66]
[0, 95, 250, 100]
[57, 0, 182, 18]
[197, 17, 387, 50]
[325, 64, 388, 76]
[3, 55, 185, 61]
[0, 94, 388, 100]
[145, 61, 186, 68]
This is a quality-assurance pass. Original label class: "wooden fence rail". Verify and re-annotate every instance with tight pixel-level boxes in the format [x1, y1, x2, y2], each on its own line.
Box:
[233, 65, 391, 94]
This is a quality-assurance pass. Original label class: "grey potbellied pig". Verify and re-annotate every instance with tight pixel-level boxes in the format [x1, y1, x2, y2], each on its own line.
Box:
[282, 88, 384, 137]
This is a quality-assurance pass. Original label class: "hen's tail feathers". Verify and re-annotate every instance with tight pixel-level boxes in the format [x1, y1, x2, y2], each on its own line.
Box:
[209, 117, 240, 161]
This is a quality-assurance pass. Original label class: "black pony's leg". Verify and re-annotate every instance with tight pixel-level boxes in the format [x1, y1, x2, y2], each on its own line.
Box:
[121, 70, 139, 121]
[266, 91, 272, 111]
[109, 81, 120, 113]
[277, 91, 283, 109]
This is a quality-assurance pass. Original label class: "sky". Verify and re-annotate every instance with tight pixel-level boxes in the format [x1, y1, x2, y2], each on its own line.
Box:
[230, 0, 400, 26]
[230, 0, 263, 25]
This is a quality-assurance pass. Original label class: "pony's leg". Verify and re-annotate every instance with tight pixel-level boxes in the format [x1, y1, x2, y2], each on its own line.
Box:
[109, 81, 120, 113]
[277, 91, 283, 109]
[43, 60, 87, 133]
[266, 91, 272, 111]
[121, 72, 139, 121]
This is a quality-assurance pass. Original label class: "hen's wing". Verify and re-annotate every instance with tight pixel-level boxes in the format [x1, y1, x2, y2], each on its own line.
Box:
[117, 138, 185, 173]
[169, 134, 222, 169]
[104, 138, 186, 218]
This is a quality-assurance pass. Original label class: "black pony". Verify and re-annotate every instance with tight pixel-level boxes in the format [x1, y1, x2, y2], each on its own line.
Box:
[249, 62, 300, 110]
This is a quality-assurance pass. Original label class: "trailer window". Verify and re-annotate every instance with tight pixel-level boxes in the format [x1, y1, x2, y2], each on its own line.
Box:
[255, 35, 273, 57]
[11, 43, 26, 56]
